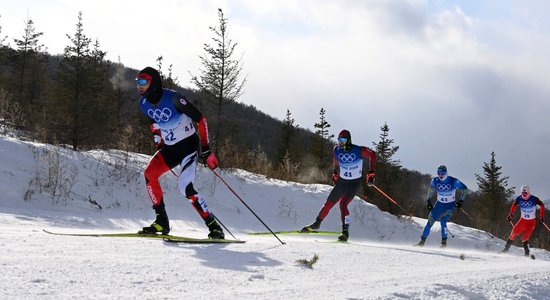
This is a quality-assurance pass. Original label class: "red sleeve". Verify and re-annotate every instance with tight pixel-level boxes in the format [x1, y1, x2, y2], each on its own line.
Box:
[535, 197, 545, 218]
[360, 146, 377, 172]
[197, 115, 210, 148]
[509, 200, 518, 216]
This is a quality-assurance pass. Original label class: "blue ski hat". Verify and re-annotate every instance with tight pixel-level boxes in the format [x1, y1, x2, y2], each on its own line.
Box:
[437, 165, 447, 175]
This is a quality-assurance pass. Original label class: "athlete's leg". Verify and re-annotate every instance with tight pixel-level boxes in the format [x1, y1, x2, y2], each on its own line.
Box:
[144, 151, 171, 207]
[177, 151, 223, 238]
[520, 219, 537, 242]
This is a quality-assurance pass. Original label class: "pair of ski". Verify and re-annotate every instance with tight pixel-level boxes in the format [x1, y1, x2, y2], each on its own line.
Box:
[43, 229, 245, 244]
[43, 228, 340, 243]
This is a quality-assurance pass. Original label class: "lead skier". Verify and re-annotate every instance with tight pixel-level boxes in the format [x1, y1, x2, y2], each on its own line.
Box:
[135, 66, 224, 239]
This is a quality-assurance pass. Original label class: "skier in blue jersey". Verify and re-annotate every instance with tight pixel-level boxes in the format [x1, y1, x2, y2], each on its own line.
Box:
[416, 165, 469, 247]
[301, 129, 377, 241]
[135, 67, 224, 239]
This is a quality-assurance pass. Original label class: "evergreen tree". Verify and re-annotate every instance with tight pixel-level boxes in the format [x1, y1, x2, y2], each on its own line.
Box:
[12, 16, 48, 131]
[277, 109, 299, 165]
[474, 151, 515, 237]
[50, 11, 109, 150]
[0, 14, 7, 47]
[370, 122, 401, 214]
[156, 55, 179, 89]
[190, 8, 247, 150]
[312, 108, 334, 167]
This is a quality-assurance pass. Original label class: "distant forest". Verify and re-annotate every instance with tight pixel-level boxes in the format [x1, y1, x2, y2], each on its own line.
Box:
[0, 11, 547, 250]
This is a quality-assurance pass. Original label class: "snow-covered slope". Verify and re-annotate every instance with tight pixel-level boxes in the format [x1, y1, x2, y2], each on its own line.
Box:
[1, 135, 549, 299]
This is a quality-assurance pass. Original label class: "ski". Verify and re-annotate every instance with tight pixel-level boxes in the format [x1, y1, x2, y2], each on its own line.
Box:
[248, 230, 339, 235]
[163, 237, 245, 244]
[43, 229, 245, 243]
[43, 229, 177, 238]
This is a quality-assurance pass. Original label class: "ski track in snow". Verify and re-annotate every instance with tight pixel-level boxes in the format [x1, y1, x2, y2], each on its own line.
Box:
[1, 135, 550, 300]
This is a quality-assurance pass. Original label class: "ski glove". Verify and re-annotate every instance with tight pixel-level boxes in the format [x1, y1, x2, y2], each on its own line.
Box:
[332, 171, 339, 184]
[150, 123, 164, 150]
[426, 200, 433, 211]
[200, 146, 219, 170]
[540, 217, 545, 224]
[366, 171, 375, 187]
[455, 200, 463, 208]
[507, 215, 513, 222]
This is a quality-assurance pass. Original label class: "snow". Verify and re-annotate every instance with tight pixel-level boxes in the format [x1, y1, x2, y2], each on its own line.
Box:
[1, 134, 549, 300]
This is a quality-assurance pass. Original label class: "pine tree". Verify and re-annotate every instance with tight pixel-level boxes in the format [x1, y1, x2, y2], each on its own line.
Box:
[371, 122, 401, 214]
[12, 16, 47, 131]
[190, 8, 247, 150]
[0, 14, 7, 47]
[474, 151, 515, 237]
[51, 11, 110, 150]
[312, 108, 334, 167]
[277, 109, 299, 165]
[156, 55, 179, 89]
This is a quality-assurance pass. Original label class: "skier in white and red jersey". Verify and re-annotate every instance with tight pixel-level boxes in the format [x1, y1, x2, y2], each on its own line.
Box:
[136, 66, 224, 239]
[301, 129, 377, 241]
[502, 185, 545, 256]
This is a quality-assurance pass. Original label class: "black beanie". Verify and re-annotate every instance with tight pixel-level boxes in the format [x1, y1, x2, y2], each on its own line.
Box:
[138, 67, 163, 104]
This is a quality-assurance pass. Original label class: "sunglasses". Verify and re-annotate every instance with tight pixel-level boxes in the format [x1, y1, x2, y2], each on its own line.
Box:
[521, 191, 529, 195]
[437, 172, 447, 176]
[135, 78, 148, 86]
[338, 137, 348, 142]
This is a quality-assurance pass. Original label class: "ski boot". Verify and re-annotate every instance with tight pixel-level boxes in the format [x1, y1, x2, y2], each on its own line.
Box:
[337, 225, 349, 242]
[500, 239, 513, 253]
[207, 219, 225, 240]
[140, 205, 170, 235]
[416, 236, 426, 247]
[300, 219, 322, 233]
[440, 237, 447, 248]
[523, 241, 530, 256]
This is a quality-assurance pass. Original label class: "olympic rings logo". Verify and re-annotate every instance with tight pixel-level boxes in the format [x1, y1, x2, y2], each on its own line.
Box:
[436, 183, 452, 191]
[519, 201, 532, 208]
[147, 108, 172, 122]
[338, 153, 356, 163]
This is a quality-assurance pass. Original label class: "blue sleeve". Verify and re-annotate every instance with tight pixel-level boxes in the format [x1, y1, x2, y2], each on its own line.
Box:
[454, 178, 469, 201]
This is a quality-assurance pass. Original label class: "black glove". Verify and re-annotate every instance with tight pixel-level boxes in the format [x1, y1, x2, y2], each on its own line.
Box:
[366, 171, 375, 187]
[507, 215, 513, 222]
[426, 200, 433, 211]
[540, 217, 545, 224]
[455, 200, 463, 208]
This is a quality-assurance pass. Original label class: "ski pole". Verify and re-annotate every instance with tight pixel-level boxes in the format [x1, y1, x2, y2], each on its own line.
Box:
[459, 209, 494, 238]
[446, 227, 455, 238]
[211, 168, 286, 245]
[169, 169, 236, 239]
[542, 221, 550, 232]
[371, 184, 409, 215]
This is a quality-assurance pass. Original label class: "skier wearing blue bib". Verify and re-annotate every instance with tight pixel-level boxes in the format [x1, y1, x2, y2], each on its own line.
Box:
[301, 129, 377, 241]
[416, 165, 469, 247]
[135, 67, 224, 239]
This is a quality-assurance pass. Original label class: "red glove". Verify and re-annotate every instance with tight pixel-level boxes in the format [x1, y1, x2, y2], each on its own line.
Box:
[200, 146, 218, 170]
[366, 171, 375, 186]
[150, 124, 163, 150]
[332, 172, 339, 184]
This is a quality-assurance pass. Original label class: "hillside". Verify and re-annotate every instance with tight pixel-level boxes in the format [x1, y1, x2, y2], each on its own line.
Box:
[1, 135, 550, 299]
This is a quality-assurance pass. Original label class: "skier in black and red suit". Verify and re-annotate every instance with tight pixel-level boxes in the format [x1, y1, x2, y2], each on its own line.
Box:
[136, 66, 224, 239]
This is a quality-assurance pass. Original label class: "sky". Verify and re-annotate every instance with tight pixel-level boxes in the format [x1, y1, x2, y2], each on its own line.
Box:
[1, 135, 550, 299]
[1, 0, 550, 197]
